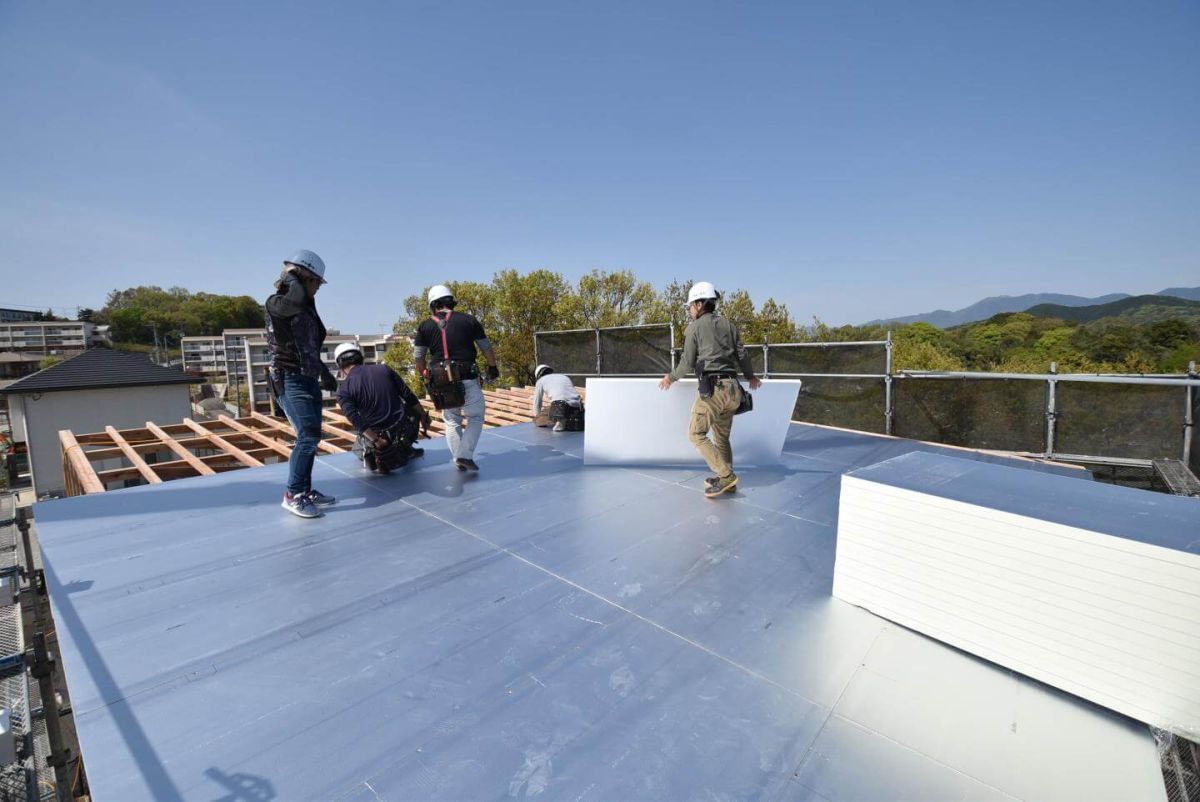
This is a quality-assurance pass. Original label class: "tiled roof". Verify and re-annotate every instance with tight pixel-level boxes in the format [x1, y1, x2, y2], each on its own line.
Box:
[0, 348, 199, 394]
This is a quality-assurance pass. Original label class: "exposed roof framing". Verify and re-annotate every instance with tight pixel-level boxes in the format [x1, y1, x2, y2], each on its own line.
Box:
[58, 385, 581, 495]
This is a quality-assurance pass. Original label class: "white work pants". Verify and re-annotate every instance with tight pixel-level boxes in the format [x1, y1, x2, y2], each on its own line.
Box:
[443, 378, 485, 460]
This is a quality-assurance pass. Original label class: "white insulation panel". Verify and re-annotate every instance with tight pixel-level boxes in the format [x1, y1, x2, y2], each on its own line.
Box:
[583, 378, 801, 466]
[833, 450, 1200, 740]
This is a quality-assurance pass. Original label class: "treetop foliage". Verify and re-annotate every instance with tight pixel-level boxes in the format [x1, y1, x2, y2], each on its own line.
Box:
[97, 286, 264, 344]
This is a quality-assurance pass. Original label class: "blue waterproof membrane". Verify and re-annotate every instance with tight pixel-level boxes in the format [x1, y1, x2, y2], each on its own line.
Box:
[34, 424, 1164, 801]
[848, 451, 1200, 554]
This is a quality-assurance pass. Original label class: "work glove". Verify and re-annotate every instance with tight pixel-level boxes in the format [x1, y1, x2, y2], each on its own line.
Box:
[320, 368, 338, 393]
[485, 365, 500, 382]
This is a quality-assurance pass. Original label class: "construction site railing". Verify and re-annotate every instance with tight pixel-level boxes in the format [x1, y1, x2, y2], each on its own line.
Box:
[534, 325, 1197, 471]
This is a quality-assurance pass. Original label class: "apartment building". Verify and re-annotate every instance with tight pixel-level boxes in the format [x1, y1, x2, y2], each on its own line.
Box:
[0, 321, 112, 353]
[0, 308, 38, 324]
[184, 329, 402, 414]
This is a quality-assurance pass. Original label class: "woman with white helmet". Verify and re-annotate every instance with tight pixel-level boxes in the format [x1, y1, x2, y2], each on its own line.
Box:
[659, 281, 762, 498]
[265, 249, 340, 518]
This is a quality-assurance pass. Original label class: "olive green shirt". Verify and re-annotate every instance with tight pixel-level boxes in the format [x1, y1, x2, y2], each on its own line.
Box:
[670, 312, 757, 382]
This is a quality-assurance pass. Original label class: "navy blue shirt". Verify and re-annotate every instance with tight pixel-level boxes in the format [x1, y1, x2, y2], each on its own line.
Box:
[336, 364, 422, 433]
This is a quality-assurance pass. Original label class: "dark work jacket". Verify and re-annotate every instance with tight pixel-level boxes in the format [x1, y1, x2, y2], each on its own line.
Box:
[265, 276, 328, 379]
[336, 364, 423, 432]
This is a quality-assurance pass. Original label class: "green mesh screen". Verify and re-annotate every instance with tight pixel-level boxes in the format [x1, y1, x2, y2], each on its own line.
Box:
[599, 326, 672, 375]
[1055, 382, 1186, 460]
[893, 378, 1046, 452]
[534, 330, 597, 376]
[766, 343, 887, 375]
[793, 377, 887, 434]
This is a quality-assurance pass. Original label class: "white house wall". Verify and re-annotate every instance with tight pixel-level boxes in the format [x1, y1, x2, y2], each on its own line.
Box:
[20, 385, 191, 495]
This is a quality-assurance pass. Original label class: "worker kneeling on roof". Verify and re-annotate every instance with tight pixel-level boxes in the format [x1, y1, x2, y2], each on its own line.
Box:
[334, 342, 431, 475]
[659, 281, 761, 498]
[413, 285, 500, 472]
[532, 364, 584, 431]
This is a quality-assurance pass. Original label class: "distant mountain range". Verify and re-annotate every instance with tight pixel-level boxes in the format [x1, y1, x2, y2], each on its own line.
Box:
[868, 287, 1200, 327]
[1026, 294, 1200, 325]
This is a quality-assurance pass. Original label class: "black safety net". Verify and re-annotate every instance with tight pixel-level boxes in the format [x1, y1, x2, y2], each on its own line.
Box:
[534, 330, 598, 377]
[766, 343, 887, 376]
[793, 377, 887, 434]
[599, 326, 672, 375]
[893, 378, 1046, 453]
[1054, 382, 1186, 461]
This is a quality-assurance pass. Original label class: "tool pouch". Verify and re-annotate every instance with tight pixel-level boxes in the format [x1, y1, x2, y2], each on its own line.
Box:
[427, 361, 466, 410]
[734, 384, 753, 415]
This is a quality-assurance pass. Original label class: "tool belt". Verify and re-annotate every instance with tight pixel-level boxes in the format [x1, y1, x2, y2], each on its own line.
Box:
[549, 400, 586, 431]
[698, 371, 737, 399]
[698, 369, 753, 415]
[359, 413, 423, 471]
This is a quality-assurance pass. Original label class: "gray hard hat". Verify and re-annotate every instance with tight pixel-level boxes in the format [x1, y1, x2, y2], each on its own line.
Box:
[284, 249, 327, 283]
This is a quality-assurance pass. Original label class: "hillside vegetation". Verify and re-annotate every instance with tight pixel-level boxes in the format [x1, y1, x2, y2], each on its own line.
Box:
[378, 270, 1200, 382]
[1025, 294, 1200, 325]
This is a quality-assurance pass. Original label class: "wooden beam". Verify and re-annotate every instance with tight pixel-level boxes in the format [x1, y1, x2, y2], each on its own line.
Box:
[217, 415, 294, 459]
[145, 421, 216, 476]
[58, 430, 105, 495]
[181, 418, 263, 468]
[252, 411, 349, 454]
[105, 426, 163, 485]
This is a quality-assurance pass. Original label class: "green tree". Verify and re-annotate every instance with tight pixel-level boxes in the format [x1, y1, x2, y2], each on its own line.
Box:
[558, 269, 656, 329]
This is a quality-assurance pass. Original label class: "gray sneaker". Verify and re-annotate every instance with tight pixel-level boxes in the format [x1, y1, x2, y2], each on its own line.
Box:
[282, 492, 321, 518]
[304, 488, 336, 506]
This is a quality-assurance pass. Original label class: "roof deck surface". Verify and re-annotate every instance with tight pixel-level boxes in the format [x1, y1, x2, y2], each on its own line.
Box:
[33, 423, 1164, 801]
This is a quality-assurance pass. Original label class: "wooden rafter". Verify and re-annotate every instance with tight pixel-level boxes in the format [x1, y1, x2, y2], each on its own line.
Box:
[105, 426, 163, 485]
[58, 384, 582, 495]
[181, 418, 263, 468]
[146, 421, 216, 476]
[217, 415, 294, 459]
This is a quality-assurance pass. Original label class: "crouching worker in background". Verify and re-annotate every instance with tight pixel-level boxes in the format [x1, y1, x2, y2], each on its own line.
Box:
[532, 364, 584, 432]
[334, 343, 432, 475]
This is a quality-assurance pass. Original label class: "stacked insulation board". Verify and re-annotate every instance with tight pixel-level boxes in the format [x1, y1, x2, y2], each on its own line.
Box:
[834, 451, 1200, 739]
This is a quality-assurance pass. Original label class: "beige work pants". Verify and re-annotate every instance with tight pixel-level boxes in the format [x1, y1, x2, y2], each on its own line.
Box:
[688, 378, 741, 478]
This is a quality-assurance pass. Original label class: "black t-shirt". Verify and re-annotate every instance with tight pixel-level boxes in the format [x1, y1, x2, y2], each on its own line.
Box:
[414, 311, 487, 362]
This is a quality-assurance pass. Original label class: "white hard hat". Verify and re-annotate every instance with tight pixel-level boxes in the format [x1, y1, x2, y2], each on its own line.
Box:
[333, 342, 362, 364]
[687, 281, 718, 305]
[535, 364, 552, 380]
[284, 249, 327, 283]
[427, 284, 454, 308]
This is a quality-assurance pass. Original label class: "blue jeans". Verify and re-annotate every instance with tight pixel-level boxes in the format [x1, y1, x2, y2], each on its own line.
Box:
[277, 374, 322, 495]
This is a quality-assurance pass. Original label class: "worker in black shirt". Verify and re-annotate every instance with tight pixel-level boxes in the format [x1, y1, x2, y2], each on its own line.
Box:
[264, 249, 339, 519]
[413, 284, 500, 471]
[333, 342, 431, 474]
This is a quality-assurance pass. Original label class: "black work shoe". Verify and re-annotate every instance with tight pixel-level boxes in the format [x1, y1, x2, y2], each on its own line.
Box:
[456, 458, 479, 472]
[410, 447, 424, 459]
[705, 473, 738, 498]
[364, 452, 377, 472]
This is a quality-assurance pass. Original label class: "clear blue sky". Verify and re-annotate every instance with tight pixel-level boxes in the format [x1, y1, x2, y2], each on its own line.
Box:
[2, 0, 1197, 331]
